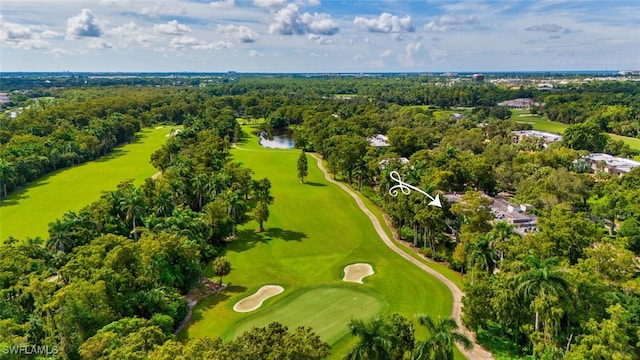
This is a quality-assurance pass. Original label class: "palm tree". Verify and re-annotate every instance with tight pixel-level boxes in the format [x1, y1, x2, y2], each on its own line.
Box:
[47, 219, 72, 254]
[345, 317, 393, 360]
[120, 187, 147, 241]
[514, 255, 569, 332]
[466, 234, 498, 282]
[489, 221, 519, 268]
[191, 173, 209, 211]
[414, 315, 472, 360]
[212, 256, 231, 285]
[155, 190, 174, 217]
[0, 159, 16, 198]
[224, 190, 245, 237]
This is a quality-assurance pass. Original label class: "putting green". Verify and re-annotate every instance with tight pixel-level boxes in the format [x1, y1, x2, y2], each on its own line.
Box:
[0, 126, 180, 241]
[230, 286, 385, 344]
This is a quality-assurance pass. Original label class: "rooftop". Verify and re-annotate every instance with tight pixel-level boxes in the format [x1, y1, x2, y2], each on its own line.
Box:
[585, 153, 640, 173]
[513, 130, 563, 142]
[367, 134, 390, 147]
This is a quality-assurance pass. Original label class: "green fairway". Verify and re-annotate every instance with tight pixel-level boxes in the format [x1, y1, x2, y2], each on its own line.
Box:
[0, 126, 179, 241]
[181, 126, 456, 358]
[515, 114, 569, 134]
[513, 110, 640, 151]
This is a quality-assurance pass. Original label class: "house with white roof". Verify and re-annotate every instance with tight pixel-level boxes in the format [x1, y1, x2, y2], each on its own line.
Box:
[584, 153, 640, 176]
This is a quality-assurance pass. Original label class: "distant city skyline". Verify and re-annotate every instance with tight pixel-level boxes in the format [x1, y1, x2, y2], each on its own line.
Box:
[1, 0, 639, 73]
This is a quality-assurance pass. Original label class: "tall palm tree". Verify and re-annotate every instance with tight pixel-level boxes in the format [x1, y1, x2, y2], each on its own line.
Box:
[0, 159, 16, 198]
[414, 315, 472, 360]
[47, 219, 72, 254]
[224, 190, 245, 237]
[466, 234, 498, 281]
[191, 173, 209, 211]
[489, 221, 519, 268]
[345, 317, 393, 360]
[120, 187, 147, 241]
[514, 255, 569, 332]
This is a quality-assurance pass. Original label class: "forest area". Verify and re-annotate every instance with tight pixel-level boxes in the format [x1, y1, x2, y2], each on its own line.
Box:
[1, 75, 639, 359]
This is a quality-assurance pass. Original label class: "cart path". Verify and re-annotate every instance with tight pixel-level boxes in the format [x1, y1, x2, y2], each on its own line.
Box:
[311, 153, 493, 360]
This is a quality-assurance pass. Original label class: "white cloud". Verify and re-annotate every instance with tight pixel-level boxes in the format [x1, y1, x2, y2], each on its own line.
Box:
[269, 4, 339, 36]
[50, 48, 71, 57]
[210, 40, 233, 50]
[254, 0, 287, 9]
[424, 15, 484, 32]
[170, 36, 203, 49]
[108, 22, 156, 47]
[100, 0, 130, 6]
[217, 24, 258, 43]
[140, 2, 187, 17]
[210, 0, 235, 9]
[308, 34, 331, 44]
[353, 13, 415, 33]
[0, 16, 33, 42]
[88, 39, 113, 49]
[0, 15, 51, 50]
[300, 12, 339, 35]
[66, 9, 103, 39]
[399, 42, 421, 66]
[154, 20, 192, 35]
[249, 49, 263, 57]
[170, 36, 231, 50]
[41, 30, 63, 39]
[525, 23, 564, 33]
[429, 48, 448, 62]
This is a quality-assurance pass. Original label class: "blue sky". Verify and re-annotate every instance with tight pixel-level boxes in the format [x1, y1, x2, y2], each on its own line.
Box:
[1, 0, 638, 72]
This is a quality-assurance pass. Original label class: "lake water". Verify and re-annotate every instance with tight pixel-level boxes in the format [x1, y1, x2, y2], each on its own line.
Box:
[258, 129, 295, 149]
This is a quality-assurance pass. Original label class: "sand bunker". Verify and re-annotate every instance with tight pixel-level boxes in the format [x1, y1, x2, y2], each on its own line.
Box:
[343, 263, 374, 284]
[233, 285, 284, 312]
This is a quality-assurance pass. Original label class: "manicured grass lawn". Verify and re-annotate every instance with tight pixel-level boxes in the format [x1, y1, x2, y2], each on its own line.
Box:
[231, 285, 384, 344]
[0, 126, 179, 241]
[181, 126, 457, 359]
[512, 110, 569, 134]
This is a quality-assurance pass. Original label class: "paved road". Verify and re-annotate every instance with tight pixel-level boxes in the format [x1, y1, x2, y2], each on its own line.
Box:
[311, 153, 494, 360]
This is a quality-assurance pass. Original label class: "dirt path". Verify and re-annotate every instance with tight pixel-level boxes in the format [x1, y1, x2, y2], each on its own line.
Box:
[311, 154, 493, 360]
[174, 278, 225, 335]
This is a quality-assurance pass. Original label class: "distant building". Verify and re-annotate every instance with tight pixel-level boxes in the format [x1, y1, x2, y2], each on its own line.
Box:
[472, 74, 484, 82]
[512, 130, 562, 147]
[497, 98, 539, 110]
[378, 157, 409, 169]
[584, 153, 640, 176]
[367, 134, 390, 147]
[0, 93, 9, 103]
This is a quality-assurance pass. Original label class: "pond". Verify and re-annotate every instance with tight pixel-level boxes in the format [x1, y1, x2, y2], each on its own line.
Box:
[258, 128, 295, 149]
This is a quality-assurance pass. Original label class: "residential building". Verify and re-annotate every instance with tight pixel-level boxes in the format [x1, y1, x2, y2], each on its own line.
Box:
[367, 134, 390, 147]
[584, 153, 640, 176]
[444, 192, 537, 235]
[497, 98, 539, 110]
[512, 130, 562, 147]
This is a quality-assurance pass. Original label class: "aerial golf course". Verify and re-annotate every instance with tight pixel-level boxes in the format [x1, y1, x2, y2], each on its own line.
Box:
[0, 124, 462, 359]
[180, 126, 459, 358]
